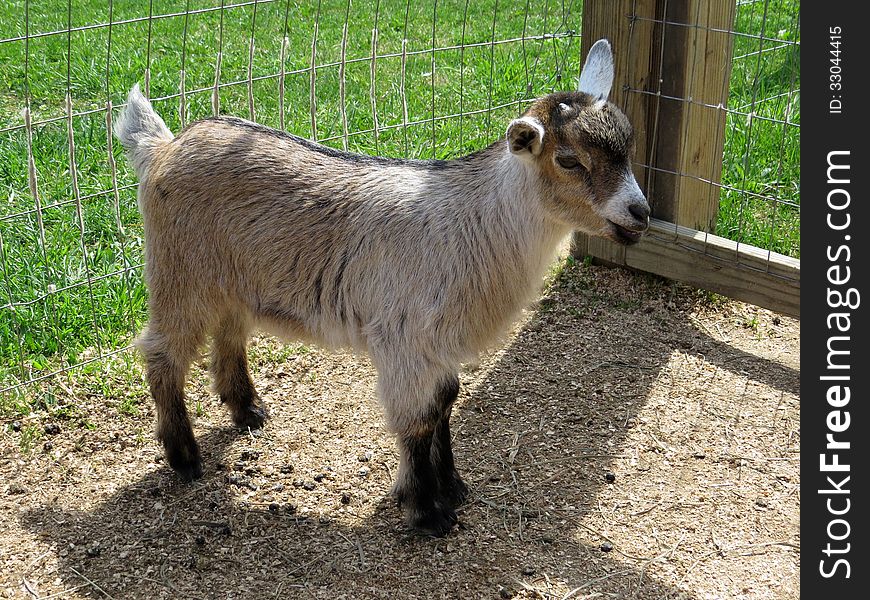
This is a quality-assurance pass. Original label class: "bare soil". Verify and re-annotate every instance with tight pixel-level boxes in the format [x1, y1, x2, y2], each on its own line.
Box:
[1, 258, 800, 599]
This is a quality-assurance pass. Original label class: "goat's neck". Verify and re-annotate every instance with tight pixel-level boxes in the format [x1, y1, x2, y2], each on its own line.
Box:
[447, 147, 570, 264]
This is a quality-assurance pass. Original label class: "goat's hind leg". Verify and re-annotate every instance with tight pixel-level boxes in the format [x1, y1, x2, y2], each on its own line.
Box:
[211, 314, 267, 430]
[138, 327, 203, 481]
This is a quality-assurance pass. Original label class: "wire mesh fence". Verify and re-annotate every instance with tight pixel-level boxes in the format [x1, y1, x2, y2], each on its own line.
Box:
[0, 0, 584, 398]
[0, 0, 799, 402]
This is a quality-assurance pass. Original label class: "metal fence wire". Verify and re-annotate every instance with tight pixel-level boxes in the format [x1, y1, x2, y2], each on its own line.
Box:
[0, 0, 798, 399]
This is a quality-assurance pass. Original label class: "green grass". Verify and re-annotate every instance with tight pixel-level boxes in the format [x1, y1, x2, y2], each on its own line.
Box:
[0, 0, 799, 412]
[0, 0, 584, 407]
[719, 0, 800, 257]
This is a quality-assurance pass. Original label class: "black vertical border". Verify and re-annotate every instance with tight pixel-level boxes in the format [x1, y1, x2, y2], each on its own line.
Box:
[802, 2, 869, 596]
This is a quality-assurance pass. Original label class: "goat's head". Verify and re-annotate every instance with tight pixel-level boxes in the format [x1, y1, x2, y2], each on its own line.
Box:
[506, 39, 650, 245]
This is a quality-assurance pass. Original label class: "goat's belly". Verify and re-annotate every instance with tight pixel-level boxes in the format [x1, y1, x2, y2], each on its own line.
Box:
[253, 304, 368, 354]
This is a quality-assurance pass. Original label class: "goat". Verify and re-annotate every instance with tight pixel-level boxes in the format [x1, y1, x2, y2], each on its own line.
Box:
[114, 39, 649, 536]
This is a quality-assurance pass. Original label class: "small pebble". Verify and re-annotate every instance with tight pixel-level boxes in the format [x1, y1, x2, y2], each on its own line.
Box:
[604, 472, 616, 483]
[42, 441, 53, 452]
[521, 565, 535, 576]
[600, 541, 613, 552]
[268, 503, 280, 513]
[302, 481, 316, 491]
[340, 492, 351, 505]
[313, 473, 326, 482]
[7, 483, 27, 495]
[499, 587, 515, 599]
[194, 535, 206, 546]
[44, 423, 61, 435]
[358, 450, 373, 462]
[358, 466, 370, 477]
[280, 464, 294, 474]
[11, 421, 21, 432]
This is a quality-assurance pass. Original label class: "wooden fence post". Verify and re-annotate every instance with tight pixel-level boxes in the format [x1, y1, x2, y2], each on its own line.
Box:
[572, 0, 736, 258]
[647, 0, 736, 231]
[571, 0, 657, 264]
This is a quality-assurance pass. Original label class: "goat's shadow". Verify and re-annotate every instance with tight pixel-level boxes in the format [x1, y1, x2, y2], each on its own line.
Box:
[20, 264, 798, 599]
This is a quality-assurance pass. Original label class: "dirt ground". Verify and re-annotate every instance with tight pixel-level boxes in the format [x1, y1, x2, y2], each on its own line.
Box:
[0, 258, 800, 599]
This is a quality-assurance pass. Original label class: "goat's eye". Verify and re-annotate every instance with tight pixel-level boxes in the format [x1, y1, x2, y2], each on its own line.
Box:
[556, 155, 581, 170]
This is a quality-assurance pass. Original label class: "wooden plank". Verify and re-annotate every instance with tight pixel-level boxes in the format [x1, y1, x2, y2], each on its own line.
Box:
[582, 218, 800, 318]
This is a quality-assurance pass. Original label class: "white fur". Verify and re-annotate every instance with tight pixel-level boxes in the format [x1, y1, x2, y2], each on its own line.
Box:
[113, 84, 174, 180]
[601, 170, 648, 228]
[578, 39, 614, 100]
[506, 116, 545, 158]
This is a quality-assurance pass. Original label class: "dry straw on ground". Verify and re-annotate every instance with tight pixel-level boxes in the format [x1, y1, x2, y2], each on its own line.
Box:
[1, 258, 799, 599]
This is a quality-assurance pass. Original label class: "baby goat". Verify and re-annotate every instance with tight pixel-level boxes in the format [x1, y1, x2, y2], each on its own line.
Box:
[115, 39, 649, 536]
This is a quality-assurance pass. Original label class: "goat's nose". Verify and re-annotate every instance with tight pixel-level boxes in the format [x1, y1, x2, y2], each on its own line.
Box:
[629, 201, 650, 224]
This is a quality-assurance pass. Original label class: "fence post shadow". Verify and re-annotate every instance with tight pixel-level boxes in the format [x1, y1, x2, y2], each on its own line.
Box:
[18, 261, 797, 598]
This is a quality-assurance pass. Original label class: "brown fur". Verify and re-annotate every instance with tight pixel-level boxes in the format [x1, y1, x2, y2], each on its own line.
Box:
[113, 39, 649, 537]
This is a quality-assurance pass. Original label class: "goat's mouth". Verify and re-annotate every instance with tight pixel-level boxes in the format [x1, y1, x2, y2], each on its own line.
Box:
[608, 221, 646, 245]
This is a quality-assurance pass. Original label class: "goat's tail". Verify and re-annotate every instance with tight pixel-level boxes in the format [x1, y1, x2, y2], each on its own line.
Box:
[114, 84, 174, 179]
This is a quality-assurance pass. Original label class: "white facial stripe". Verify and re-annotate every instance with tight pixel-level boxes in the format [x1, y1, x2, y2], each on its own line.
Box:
[600, 172, 646, 226]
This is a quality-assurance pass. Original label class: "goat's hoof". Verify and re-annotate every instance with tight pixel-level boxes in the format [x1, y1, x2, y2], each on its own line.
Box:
[409, 503, 457, 538]
[443, 473, 469, 507]
[165, 441, 203, 482]
[233, 403, 268, 430]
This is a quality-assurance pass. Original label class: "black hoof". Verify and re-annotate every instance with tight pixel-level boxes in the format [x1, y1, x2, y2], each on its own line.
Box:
[165, 439, 203, 482]
[409, 502, 457, 538]
[443, 473, 469, 507]
[232, 402, 268, 430]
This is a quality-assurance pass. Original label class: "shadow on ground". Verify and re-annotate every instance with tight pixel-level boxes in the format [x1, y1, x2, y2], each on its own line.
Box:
[19, 264, 799, 599]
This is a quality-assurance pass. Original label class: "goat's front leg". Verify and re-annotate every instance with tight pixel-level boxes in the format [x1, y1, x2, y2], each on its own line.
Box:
[378, 359, 460, 536]
[430, 375, 469, 508]
[395, 423, 456, 536]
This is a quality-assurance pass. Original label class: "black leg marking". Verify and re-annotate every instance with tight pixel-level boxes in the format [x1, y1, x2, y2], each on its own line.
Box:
[161, 402, 203, 482]
[147, 352, 202, 481]
[220, 352, 268, 430]
[212, 331, 268, 431]
[430, 375, 468, 507]
[432, 408, 469, 507]
[397, 430, 457, 537]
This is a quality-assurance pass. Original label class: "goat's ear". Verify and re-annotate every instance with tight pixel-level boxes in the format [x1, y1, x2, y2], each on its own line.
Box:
[506, 116, 544, 158]
[578, 39, 614, 100]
